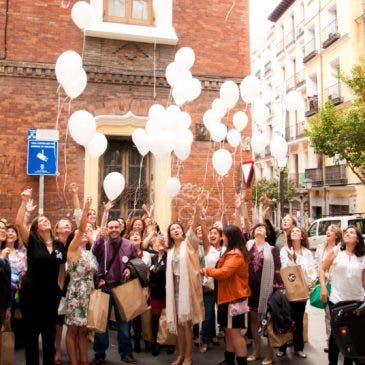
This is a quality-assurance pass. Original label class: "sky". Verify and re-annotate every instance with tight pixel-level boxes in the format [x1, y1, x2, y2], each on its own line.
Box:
[249, 0, 277, 51]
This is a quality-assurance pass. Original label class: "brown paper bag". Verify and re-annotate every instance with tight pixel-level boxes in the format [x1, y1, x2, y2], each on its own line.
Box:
[267, 320, 292, 348]
[280, 265, 309, 302]
[86, 289, 110, 333]
[303, 311, 308, 343]
[141, 307, 152, 341]
[0, 321, 14, 365]
[111, 279, 148, 322]
[157, 309, 177, 345]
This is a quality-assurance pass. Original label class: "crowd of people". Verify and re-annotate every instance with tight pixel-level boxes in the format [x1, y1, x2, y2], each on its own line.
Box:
[0, 188, 364, 365]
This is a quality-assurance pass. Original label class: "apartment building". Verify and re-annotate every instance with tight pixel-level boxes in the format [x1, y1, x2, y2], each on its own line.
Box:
[252, 0, 365, 222]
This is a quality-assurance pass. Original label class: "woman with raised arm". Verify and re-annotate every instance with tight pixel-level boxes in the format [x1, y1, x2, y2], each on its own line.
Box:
[65, 197, 98, 365]
[16, 188, 66, 365]
[320, 226, 365, 365]
[202, 225, 251, 365]
[165, 201, 204, 365]
[1, 224, 27, 348]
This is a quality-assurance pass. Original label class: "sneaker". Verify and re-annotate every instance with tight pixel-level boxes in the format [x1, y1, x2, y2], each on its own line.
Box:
[276, 351, 285, 358]
[294, 351, 307, 358]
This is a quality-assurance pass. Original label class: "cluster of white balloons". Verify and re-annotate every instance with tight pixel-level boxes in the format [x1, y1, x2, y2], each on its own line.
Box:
[55, 50, 87, 99]
[68, 110, 108, 158]
[166, 47, 202, 106]
[132, 103, 193, 163]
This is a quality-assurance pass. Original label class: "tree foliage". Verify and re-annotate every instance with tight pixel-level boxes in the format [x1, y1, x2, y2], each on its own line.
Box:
[252, 171, 297, 206]
[307, 61, 365, 185]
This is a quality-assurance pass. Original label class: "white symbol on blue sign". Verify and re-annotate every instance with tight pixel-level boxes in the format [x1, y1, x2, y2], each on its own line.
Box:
[27, 130, 58, 176]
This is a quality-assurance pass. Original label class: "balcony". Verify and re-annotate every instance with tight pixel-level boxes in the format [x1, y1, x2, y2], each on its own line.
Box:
[285, 121, 306, 141]
[276, 38, 284, 56]
[305, 95, 318, 117]
[295, 21, 304, 39]
[305, 168, 323, 186]
[303, 38, 317, 63]
[265, 145, 271, 157]
[322, 19, 340, 48]
[325, 165, 347, 185]
[296, 69, 305, 87]
[285, 31, 295, 48]
[286, 75, 295, 92]
[324, 82, 343, 105]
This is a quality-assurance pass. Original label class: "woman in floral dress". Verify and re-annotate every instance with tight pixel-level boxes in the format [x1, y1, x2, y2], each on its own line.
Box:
[65, 197, 98, 365]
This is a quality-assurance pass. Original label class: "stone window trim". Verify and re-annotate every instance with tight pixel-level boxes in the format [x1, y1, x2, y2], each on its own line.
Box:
[85, 0, 178, 45]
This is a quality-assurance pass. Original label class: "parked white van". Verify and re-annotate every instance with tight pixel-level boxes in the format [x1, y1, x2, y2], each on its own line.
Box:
[307, 215, 365, 250]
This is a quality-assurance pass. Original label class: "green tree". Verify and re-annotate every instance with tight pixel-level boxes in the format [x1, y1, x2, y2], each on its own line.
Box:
[307, 61, 365, 185]
[252, 171, 297, 206]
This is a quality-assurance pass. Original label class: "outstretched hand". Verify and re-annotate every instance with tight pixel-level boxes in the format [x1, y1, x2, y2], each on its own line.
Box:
[260, 194, 270, 207]
[21, 188, 32, 202]
[103, 200, 114, 212]
[84, 196, 92, 210]
[69, 182, 79, 194]
[25, 199, 37, 213]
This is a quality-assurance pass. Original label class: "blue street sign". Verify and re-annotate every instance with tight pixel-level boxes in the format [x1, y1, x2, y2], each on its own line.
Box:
[27, 129, 59, 176]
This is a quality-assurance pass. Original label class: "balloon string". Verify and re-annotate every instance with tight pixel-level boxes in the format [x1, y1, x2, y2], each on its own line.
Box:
[232, 147, 237, 192]
[62, 100, 72, 210]
[81, 32, 86, 61]
[225, 0, 236, 21]
[153, 40, 156, 99]
[202, 141, 212, 188]
[131, 155, 144, 217]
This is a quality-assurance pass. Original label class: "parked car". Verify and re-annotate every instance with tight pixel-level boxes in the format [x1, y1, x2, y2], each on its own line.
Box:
[307, 215, 365, 250]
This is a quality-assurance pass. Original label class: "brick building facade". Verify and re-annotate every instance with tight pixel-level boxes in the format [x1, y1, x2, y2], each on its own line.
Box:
[0, 0, 251, 230]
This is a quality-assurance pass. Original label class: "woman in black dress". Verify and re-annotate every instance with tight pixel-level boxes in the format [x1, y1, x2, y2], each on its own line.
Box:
[16, 189, 66, 365]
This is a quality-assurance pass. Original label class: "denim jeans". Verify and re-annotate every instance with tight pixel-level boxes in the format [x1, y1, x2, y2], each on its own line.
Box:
[202, 291, 215, 345]
[93, 294, 133, 360]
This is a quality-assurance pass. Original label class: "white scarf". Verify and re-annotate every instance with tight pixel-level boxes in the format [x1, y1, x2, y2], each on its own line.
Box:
[166, 241, 191, 335]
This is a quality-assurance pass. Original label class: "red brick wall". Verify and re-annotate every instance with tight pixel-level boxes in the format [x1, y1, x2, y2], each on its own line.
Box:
[0, 0, 252, 227]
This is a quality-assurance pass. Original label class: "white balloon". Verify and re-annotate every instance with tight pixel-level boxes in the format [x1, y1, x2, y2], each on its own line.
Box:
[103, 172, 125, 201]
[172, 77, 192, 106]
[174, 47, 195, 69]
[71, 1, 93, 30]
[212, 98, 228, 118]
[227, 129, 241, 148]
[62, 67, 87, 99]
[240, 75, 261, 103]
[132, 128, 150, 156]
[212, 149, 233, 176]
[188, 78, 202, 101]
[148, 104, 165, 119]
[210, 123, 227, 143]
[174, 139, 191, 161]
[165, 62, 191, 87]
[251, 133, 267, 154]
[285, 90, 302, 112]
[177, 128, 193, 145]
[178, 111, 192, 129]
[270, 136, 288, 160]
[220, 80, 239, 109]
[203, 109, 220, 131]
[252, 100, 269, 124]
[55, 50, 83, 86]
[68, 109, 96, 146]
[233, 111, 248, 131]
[87, 132, 108, 158]
[166, 177, 181, 197]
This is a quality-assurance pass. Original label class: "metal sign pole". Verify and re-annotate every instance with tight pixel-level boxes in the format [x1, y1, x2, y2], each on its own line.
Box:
[39, 175, 44, 216]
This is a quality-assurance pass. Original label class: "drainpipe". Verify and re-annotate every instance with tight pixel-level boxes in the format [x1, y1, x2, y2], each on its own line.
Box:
[0, 0, 9, 60]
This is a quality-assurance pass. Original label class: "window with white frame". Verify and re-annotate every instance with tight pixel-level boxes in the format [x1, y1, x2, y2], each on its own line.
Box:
[85, 0, 178, 45]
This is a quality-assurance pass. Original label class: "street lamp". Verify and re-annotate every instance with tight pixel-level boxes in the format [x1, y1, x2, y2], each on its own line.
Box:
[303, 177, 313, 225]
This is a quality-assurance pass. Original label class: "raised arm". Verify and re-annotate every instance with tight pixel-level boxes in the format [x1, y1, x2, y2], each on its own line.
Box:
[15, 189, 33, 244]
[67, 197, 92, 264]
[100, 200, 114, 229]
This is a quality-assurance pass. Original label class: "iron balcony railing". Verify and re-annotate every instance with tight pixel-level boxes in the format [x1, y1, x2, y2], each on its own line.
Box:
[324, 82, 343, 105]
[325, 165, 347, 185]
[322, 19, 340, 48]
[303, 38, 317, 63]
[305, 95, 318, 117]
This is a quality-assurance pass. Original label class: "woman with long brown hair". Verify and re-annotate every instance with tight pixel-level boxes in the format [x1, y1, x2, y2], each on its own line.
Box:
[202, 224, 251, 365]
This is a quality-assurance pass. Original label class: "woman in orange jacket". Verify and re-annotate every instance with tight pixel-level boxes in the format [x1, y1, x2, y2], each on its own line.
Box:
[202, 225, 251, 365]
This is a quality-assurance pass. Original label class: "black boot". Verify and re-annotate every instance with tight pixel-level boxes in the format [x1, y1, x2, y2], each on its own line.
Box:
[134, 338, 141, 353]
[167, 345, 175, 354]
[236, 356, 247, 365]
[217, 351, 235, 365]
[151, 341, 160, 356]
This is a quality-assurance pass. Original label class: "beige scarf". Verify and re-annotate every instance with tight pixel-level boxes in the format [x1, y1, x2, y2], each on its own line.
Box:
[166, 241, 191, 335]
